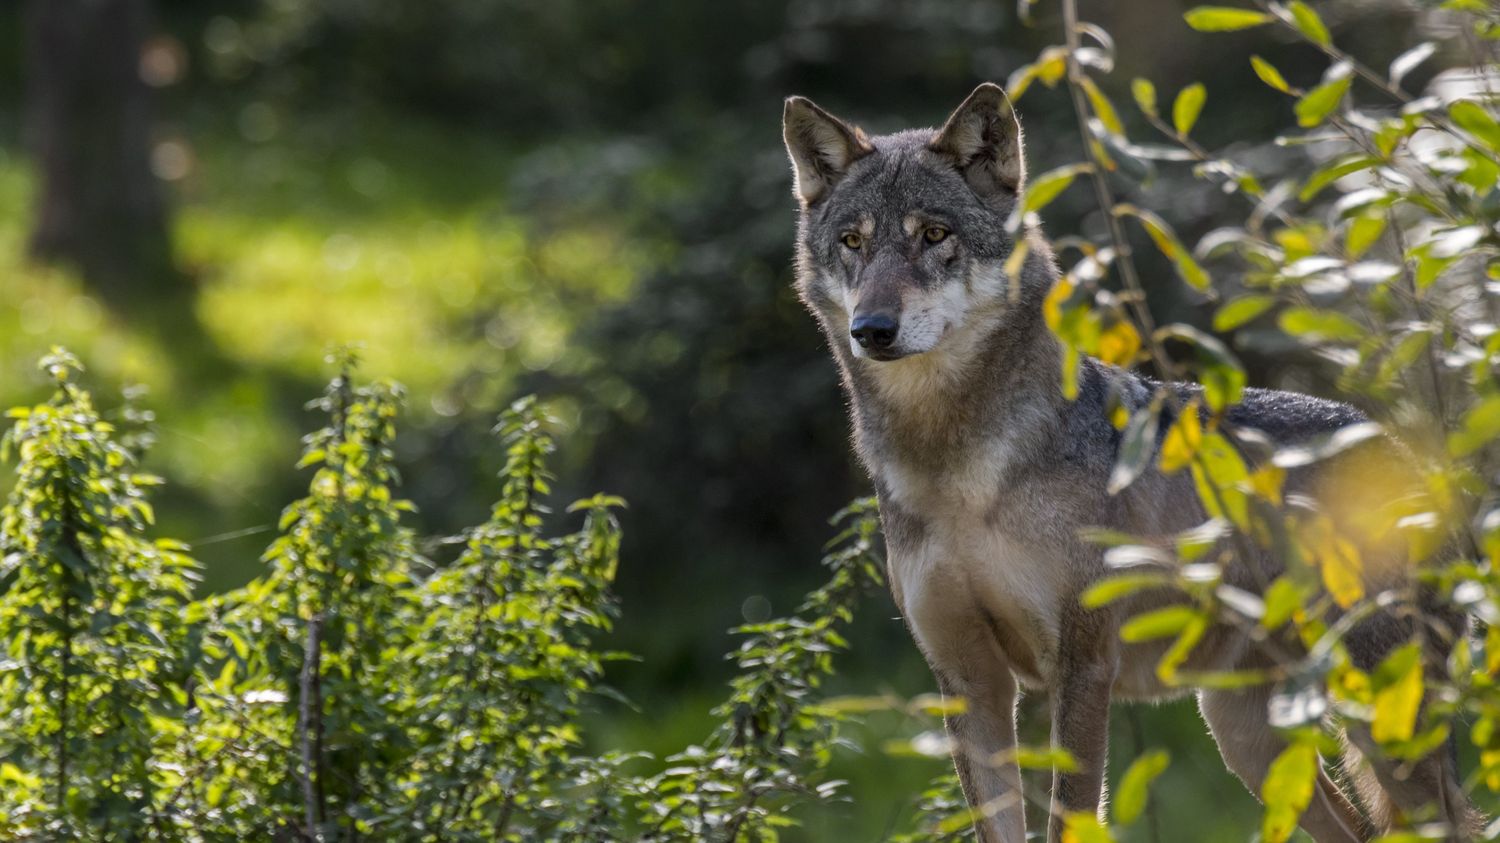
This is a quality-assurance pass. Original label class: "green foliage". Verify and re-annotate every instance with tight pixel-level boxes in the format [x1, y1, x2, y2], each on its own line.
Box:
[0, 354, 931, 842]
[1029, 0, 1500, 837]
[0, 348, 199, 839]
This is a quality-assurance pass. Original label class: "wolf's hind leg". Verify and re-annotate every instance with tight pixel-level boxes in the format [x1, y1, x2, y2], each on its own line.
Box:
[1199, 688, 1369, 842]
[1343, 724, 1479, 839]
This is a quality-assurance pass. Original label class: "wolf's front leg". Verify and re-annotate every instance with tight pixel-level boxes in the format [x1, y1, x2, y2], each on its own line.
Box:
[1045, 648, 1117, 842]
[935, 667, 1026, 843]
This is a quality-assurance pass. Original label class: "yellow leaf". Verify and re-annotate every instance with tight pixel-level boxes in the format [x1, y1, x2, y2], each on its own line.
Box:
[1250, 55, 1292, 94]
[1260, 742, 1317, 843]
[1062, 811, 1115, 843]
[1043, 277, 1076, 331]
[1319, 530, 1364, 609]
[1249, 464, 1286, 505]
[1331, 664, 1371, 705]
[1131, 78, 1157, 117]
[1159, 403, 1203, 474]
[1189, 432, 1251, 528]
[1024, 164, 1092, 214]
[1036, 47, 1068, 87]
[1484, 748, 1500, 792]
[1288, 0, 1331, 46]
[1097, 320, 1142, 367]
[1183, 6, 1274, 31]
[1372, 647, 1423, 744]
[1114, 750, 1170, 825]
[1173, 82, 1207, 137]
[1346, 213, 1386, 258]
[1080, 76, 1125, 135]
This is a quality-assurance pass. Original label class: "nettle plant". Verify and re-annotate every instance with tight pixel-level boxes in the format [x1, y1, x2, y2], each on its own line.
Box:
[0, 349, 964, 842]
[999, 0, 1500, 840]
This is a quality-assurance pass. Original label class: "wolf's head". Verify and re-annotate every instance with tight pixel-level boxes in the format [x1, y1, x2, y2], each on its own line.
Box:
[783, 83, 1039, 365]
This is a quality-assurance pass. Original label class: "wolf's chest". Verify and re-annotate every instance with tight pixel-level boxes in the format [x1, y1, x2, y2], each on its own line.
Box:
[880, 462, 1067, 686]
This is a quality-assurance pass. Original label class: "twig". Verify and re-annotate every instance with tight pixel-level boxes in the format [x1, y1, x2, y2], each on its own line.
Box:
[1061, 0, 1171, 374]
[298, 613, 327, 839]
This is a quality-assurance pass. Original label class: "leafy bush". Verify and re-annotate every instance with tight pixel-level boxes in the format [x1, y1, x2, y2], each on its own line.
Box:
[0, 349, 959, 841]
[1004, 0, 1500, 839]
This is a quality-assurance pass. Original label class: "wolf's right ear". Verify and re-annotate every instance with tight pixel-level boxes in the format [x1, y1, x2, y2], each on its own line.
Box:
[783, 96, 873, 207]
[929, 83, 1025, 197]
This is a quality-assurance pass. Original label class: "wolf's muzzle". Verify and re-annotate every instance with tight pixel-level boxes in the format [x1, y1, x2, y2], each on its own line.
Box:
[850, 314, 898, 351]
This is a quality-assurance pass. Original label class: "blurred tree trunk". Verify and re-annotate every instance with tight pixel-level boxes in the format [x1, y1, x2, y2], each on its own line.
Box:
[24, 0, 172, 304]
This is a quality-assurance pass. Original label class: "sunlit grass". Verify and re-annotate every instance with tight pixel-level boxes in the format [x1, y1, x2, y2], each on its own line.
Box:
[1, 114, 653, 575]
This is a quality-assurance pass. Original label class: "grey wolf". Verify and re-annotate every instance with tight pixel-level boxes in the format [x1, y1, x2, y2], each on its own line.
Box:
[781, 83, 1477, 842]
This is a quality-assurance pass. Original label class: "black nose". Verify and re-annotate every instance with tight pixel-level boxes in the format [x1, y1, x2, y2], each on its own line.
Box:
[850, 314, 899, 350]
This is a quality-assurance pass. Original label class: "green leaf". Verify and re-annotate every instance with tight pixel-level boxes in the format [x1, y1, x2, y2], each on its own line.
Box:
[1080, 77, 1125, 136]
[1213, 294, 1275, 331]
[1345, 213, 1386, 258]
[1157, 615, 1210, 682]
[1190, 432, 1252, 528]
[1294, 76, 1351, 128]
[1062, 811, 1115, 843]
[1159, 402, 1204, 474]
[1299, 155, 1381, 202]
[1156, 325, 1247, 411]
[1117, 206, 1211, 291]
[1184, 6, 1274, 31]
[1262, 576, 1310, 629]
[1450, 100, 1500, 152]
[1279, 306, 1366, 343]
[1108, 402, 1161, 495]
[1114, 750, 1170, 825]
[1012, 745, 1079, 771]
[1371, 643, 1423, 743]
[1250, 55, 1292, 93]
[1287, 0, 1331, 46]
[1131, 78, 1158, 117]
[1448, 394, 1500, 458]
[1121, 606, 1199, 642]
[1173, 83, 1207, 136]
[1024, 164, 1092, 214]
[1260, 742, 1318, 843]
[1081, 573, 1171, 608]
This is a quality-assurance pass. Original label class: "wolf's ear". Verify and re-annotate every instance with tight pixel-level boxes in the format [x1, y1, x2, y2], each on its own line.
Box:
[929, 83, 1025, 196]
[783, 96, 873, 207]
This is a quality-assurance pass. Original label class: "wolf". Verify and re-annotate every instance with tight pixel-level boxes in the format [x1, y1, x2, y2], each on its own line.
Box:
[781, 83, 1478, 842]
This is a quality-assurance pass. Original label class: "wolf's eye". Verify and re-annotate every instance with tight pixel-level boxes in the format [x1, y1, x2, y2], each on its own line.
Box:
[840, 233, 863, 250]
[923, 226, 949, 244]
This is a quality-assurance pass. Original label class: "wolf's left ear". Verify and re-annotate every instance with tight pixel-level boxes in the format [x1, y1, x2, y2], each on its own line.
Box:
[929, 82, 1025, 196]
[783, 96, 874, 207]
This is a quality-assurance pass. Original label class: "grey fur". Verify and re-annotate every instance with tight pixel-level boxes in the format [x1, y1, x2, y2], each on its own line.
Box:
[783, 83, 1477, 842]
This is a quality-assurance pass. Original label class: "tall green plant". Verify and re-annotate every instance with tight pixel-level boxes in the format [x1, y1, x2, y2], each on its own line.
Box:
[0, 349, 199, 840]
[385, 396, 628, 839]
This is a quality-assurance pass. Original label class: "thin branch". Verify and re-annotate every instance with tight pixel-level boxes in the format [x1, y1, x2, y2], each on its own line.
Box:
[298, 612, 327, 839]
[1061, 0, 1171, 374]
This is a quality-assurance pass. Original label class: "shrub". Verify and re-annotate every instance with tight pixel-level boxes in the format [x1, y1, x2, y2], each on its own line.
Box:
[0, 349, 933, 842]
